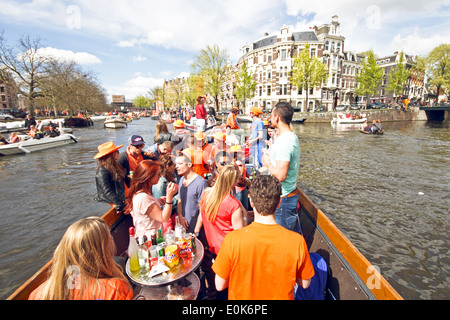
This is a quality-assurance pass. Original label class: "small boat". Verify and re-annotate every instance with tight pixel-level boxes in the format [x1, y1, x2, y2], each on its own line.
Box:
[7, 185, 402, 300]
[64, 117, 93, 127]
[292, 118, 306, 124]
[360, 129, 384, 135]
[0, 122, 78, 156]
[104, 116, 128, 129]
[185, 116, 217, 133]
[331, 113, 367, 124]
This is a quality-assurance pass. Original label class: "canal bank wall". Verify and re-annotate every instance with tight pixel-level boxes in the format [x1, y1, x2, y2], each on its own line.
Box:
[291, 107, 428, 123]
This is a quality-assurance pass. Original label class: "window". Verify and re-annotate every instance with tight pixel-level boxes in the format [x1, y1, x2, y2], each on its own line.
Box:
[281, 49, 287, 60]
[311, 48, 316, 57]
[337, 42, 341, 53]
[268, 70, 271, 79]
[284, 66, 288, 77]
[331, 42, 335, 52]
[325, 41, 329, 51]
[268, 55, 272, 63]
[267, 85, 271, 96]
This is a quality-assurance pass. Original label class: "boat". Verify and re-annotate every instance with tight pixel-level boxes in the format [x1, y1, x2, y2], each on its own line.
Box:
[292, 118, 307, 124]
[185, 116, 218, 133]
[331, 113, 367, 124]
[7, 185, 402, 300]
[360, 129, 384, 135]
[104, 116, 128, 129]
[0, 122, 78, 156]
[64, 117, 94, 127]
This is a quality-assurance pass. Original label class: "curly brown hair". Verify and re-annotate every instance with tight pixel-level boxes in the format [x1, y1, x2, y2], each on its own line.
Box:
[248, 174, 281, 215]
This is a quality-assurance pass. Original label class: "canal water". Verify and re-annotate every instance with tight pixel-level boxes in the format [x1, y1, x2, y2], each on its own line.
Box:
[0, 117, 448, 300]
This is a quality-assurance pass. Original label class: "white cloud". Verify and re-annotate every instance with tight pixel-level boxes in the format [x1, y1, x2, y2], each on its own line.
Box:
[36, 47, 102, 65]
[132, 54, 147, 62]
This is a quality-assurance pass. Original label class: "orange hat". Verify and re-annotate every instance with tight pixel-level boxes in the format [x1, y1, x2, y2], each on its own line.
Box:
[229, 145, 244, 153]
[94, 141, 123, 159]
[194, 131, 206, 140]
[212, 131, 226, 142]
[250, 107, 263, 116]
[173, 119, 185, 128]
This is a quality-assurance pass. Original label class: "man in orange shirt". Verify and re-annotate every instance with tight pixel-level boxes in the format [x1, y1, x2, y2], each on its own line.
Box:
[213, 174, 314, 300]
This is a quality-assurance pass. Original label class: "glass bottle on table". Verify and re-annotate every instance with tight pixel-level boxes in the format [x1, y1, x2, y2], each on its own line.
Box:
[157, 228, 165, 244]
[128, 227, 139, 272]
[175, 216, 185, 240]
[137, 235, 150, 272]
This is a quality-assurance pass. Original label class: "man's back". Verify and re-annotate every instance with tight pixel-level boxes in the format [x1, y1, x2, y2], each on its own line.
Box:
[213, 222, 314, 300]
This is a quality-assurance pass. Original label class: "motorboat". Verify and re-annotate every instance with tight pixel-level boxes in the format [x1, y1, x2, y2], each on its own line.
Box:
[0, 122, 78, 156]
[104, 116, 128, 129]
[331, 113, 367, 124]
[7, 185, 402, 300]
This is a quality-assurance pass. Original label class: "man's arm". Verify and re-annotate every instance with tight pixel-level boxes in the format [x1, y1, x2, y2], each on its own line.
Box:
[215, 274, 229, 291]
[296, 278, 312, 289]
[262, 156, 290, 182]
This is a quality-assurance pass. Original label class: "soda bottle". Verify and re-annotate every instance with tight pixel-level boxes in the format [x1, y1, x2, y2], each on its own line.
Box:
[137, 235, 149, 272]
[150, 229, 157, 246]
[128, 227, 140, 272]
[157, 228, 165, 244]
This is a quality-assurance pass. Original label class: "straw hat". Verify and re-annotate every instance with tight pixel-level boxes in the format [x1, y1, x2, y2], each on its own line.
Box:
[212, 131, 226, 142]
[173, 119, 185, 128]
[94, 141, 123, 159]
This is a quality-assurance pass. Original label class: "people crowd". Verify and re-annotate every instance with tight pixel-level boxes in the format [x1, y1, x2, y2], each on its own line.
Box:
[30, 101, 318, 301]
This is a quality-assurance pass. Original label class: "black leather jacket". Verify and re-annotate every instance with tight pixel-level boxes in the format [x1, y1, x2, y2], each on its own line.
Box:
[94, 166, 126, 211]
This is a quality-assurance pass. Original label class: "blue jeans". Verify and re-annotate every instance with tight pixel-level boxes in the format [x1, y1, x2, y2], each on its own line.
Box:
[276, 193, 302, 234]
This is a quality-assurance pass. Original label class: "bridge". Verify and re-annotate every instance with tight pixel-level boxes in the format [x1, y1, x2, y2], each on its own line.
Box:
[419, 105, 450, 121]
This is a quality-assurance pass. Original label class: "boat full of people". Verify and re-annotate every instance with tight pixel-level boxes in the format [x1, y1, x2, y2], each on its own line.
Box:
[104, 116, 128, 129]
[0, 122, 78, 156]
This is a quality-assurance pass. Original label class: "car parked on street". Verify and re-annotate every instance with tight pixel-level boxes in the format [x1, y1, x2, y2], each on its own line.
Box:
[335, 104, 348, 111]
[0, 112, 14, 120]
[314, 105, 327, 112]
[349, 104, 361, 110]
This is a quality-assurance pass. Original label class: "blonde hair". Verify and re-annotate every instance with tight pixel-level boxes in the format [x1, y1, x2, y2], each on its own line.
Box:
[33, 217, 130, 300]
[200, 165, 239, 223]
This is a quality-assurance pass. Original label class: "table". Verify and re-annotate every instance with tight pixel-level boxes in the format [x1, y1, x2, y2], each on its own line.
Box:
[126, 237, 204, 299]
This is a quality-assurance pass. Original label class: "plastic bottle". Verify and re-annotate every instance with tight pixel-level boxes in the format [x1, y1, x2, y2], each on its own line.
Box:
[175, 216, 185, 240]
[128, 227, 140, 272]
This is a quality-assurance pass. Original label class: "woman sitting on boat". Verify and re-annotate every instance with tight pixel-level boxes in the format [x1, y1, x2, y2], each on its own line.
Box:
[94, 142, 127, 213]
[125, 160, 178, 239]
[29, 216, 133, 300]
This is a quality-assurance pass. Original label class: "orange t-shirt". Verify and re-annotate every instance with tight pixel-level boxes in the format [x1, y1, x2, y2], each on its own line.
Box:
[212, 222, 315, 300]
[192, 144, 212, 178]
[29, 277, 133, 300]
[227, 113, 240, 129]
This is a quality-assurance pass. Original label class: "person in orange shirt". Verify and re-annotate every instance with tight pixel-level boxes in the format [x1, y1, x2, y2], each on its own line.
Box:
[29, 216, 133, 300]
[188, 131, 213, 178]
[118, 135, 151, 188]
[213, 174, 314, 300]
[226, 107, 245, 144]
[210, 131, 227, 160]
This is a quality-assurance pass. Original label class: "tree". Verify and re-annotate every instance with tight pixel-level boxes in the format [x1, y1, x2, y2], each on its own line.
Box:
[133, 95, 152, 109]
[355, 49, 383, 108]
[424, 44, 450, 100]
[191, 44, 229, 110]
[234, 60, 257, 111]
[0, 33, 49, 115]
[185, 74, 204, 108]
[387, 52, 411, 104]
[291, 43, 328, 112]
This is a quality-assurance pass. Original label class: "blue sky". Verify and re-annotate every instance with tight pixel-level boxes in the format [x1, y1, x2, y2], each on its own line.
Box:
[1, 0, 449, 102]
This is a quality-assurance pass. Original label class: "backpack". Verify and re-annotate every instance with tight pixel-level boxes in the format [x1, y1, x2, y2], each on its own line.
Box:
[294, 252, 328, 300]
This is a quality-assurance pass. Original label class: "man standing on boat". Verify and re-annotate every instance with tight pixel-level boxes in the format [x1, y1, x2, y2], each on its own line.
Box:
[118, 135, 151, 188]
[262, 102, 301, 234]
[195, 96, 207, 132]
[213, 174, 314, 299]
[246, 107, 265, 169]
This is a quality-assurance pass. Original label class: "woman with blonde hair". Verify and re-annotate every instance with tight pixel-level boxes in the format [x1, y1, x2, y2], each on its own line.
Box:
[195, 164, 246, 300]
[29, 216, 133, 300]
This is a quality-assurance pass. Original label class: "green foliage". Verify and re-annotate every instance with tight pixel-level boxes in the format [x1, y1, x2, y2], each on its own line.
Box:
[191, 44, 229, 108]
[355, 49, 383, 103]
[387, 52, 411, 102]
[234, 60, 257, 109]
[291, 43, 328, 109]
[426, 44, 450, 97]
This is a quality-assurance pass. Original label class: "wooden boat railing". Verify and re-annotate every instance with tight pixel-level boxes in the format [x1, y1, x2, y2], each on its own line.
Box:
[7, 187, 402, 300]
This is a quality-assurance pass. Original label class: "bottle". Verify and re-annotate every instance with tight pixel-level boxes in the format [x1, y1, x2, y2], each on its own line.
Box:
[150, 229, 157, 246]
[137, 235, 150, 272]
[157, 228, 165, 244]
[128, 227, 140, 272]
[175, 216, 185, 240]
